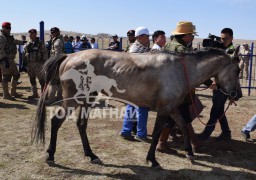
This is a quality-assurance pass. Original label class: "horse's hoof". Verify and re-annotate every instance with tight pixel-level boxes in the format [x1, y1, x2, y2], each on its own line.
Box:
[152, 165, 163, 170]
[46, 159, 55, 165]
[186, 154, 195, 162]
[91, 158, 103, 164]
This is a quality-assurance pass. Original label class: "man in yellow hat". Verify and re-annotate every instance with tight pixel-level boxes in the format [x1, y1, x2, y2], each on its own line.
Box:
[165, 21, 197, 52]
[156, 21, 207, 153]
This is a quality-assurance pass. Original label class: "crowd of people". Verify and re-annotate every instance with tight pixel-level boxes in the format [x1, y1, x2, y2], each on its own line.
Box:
[0, 21, 255, 154]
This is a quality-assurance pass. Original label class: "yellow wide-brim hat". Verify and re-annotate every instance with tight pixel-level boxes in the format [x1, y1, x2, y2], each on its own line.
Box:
[172, 21, 198, 36]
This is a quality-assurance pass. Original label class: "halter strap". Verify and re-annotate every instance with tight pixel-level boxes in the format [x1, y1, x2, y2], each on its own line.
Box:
[180, 56, 234, 127]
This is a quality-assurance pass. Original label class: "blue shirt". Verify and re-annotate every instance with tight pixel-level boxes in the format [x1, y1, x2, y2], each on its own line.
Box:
[64, 41, 73, 54]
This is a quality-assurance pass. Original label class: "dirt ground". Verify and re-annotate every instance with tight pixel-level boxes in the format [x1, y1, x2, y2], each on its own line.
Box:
[0, 73, 256, 180]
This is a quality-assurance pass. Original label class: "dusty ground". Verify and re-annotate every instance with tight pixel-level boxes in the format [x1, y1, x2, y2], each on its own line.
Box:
[0, 73, 256, 180]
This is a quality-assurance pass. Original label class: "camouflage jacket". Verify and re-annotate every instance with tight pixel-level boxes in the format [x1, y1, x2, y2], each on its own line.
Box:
[50, 35, 64, 56]
[0, 30, 24, 60]
[23, 37, 48, 63]
[165, 36, 213, 103]
[129, 40, 151, 53]
[164, 37, 192, 53]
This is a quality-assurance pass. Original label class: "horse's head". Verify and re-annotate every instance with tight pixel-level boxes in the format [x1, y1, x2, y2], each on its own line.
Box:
[215, 46, 242, 101]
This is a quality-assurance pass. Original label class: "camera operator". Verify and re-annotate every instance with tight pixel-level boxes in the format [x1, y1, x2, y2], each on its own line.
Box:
[202, 28, 235, 54]
[198, 28, 235, 142]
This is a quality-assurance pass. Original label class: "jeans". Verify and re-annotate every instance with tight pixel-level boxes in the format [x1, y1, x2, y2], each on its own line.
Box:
[242, 114, 256, 133]
[121, 104, 148, 137]
[202, 89, 231, 136]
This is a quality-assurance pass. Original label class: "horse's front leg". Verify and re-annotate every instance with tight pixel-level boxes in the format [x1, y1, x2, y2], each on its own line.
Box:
[170, 109, 194, 160]
[146, 113, 165, 168]
[76, 104, 102, 164]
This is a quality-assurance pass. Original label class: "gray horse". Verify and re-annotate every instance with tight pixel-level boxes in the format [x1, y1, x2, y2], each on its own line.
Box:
[32, 48, 242, 168]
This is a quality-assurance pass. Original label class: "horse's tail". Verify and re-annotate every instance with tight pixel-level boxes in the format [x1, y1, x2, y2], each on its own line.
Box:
[31, 54, 67, 144]
[42, 54, 67, 84]
[31, 85, 49, 144]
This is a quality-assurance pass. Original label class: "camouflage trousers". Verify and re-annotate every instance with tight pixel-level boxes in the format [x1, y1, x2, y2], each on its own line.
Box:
[0, 58, 20, 82]
[27, 61, 44, 80]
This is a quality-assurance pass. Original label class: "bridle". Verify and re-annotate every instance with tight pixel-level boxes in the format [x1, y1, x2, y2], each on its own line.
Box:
[180, 55, 237, 127]
[219, 88, 238, 99]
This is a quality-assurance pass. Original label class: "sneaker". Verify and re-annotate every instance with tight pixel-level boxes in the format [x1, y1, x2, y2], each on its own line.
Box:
[134, 135, 149, 143]
[119, 132, 134, 141]
[197, 133, 210, 141]
[241, 131, 254, 142]
[216, 132, 231, 141]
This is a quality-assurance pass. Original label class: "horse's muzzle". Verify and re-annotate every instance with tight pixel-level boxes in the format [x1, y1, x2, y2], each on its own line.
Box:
[231, 90, 242, 101]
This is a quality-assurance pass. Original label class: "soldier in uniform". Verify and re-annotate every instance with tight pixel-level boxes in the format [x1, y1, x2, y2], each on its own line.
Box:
[0, 22, 25, 100]
[125, 30, 136, 52]
[22, 29, 48, 99]
[45, 27, 64, 105]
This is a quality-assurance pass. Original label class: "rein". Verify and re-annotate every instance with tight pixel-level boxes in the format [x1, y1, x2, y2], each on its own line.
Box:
[179, 55, 234, 127]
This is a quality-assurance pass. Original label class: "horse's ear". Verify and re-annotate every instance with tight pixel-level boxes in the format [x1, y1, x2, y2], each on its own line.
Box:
[231, 45, 240, 63]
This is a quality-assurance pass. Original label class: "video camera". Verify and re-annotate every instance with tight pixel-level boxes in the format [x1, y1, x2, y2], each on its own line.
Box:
[202, 33, 224, 48]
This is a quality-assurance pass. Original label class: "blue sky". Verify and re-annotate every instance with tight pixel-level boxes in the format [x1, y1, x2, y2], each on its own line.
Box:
[1, 0, 255, 40]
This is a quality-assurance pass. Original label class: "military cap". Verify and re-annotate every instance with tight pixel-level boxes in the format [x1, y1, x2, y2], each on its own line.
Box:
[127, 30, 135, 36]
[112, 34, 118, 38]
[28, 29, 37, 33]
[2, 22, 11, 28]
[50, 27, 60, 33]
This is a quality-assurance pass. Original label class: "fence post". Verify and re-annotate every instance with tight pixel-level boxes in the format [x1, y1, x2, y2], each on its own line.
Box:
[248, 42, 254, 96]
[40, 21, 44, 42]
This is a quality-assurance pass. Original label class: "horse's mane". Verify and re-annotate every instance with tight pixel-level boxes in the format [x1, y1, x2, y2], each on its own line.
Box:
[161, 47, 227, 56]
[110, 52, 170, 74]
[109, 48, 228, 74]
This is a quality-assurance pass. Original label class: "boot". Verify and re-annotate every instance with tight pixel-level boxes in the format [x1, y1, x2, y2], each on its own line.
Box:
[156, 127, 177, 154]
[10, 81, 22, 98]
[2, 82, 15, 100]
[45, 85, 57, 105]
[28, 85, 39, 99]
[187, 123, 202, 151]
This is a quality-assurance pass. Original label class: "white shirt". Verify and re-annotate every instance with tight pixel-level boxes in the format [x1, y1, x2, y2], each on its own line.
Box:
[152, 44, 162, 50]
[91, 42, 98, 49]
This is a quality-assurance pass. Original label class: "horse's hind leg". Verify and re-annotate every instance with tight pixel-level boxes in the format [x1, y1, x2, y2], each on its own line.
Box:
[46, 109, 66, 163]
[76, 103, 102, 164]
[46, 102, 78, 163]
[146, 113, 165, 168]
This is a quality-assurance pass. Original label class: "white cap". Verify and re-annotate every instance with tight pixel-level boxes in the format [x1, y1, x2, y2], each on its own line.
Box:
[135, 27, 150, 37]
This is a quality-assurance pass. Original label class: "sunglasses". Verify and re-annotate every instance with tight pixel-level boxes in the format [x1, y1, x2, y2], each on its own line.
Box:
[4, 27, 11, 29]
